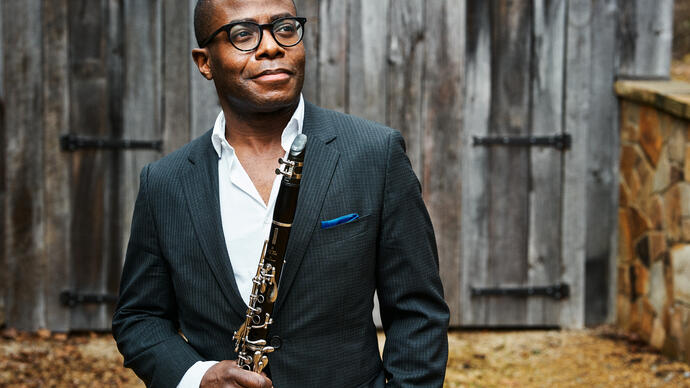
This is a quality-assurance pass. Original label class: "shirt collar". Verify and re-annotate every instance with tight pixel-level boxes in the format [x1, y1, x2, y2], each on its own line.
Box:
[211, 94, 305, 158]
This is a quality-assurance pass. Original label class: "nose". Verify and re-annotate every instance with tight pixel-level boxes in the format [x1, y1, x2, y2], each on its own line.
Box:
[255, 29, 285, 59]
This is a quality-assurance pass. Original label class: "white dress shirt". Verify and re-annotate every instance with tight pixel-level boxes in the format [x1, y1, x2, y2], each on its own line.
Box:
[177, 95, 304, 388]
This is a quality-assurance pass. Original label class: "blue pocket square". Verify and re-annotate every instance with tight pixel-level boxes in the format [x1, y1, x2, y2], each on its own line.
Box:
[321, 213, 360, 229]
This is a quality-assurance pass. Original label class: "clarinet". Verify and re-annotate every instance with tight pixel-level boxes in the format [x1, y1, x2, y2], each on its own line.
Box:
[233, 133, 307, 373]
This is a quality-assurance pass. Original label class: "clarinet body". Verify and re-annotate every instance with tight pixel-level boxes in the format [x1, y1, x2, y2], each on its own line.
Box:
[233, 134, 307, 373]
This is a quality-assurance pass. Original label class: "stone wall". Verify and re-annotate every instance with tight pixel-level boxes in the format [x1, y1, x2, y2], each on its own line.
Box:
[616, 80, 690, 361]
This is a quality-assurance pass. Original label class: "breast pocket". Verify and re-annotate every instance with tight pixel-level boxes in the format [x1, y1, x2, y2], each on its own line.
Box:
[312, 214, 372, 247]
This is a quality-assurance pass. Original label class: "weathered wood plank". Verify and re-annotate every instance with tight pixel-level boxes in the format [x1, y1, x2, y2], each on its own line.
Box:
[387, 0, 425, 175]
[189, 0, 221, 139]
[163, 0, 191, 154]
[586, 0, 619, 326]
[42, 0, 72, 331]
[0, 0, 6, 328]
[526, 0, 565, 326]
[617, 0, 673, 78]
[120, 1, 163, 326]
[461, 0, 492, 326]
[345, 0, 390, 329]
[348, 0, 388, 122]
[422, 0, 464, 326]
[318, 0, 349, 113]
[67, 0, 113, 330]
[561, 0, 591, 328]
[293, 0, 319, 104]
[105, 0, 125, 328]
[485, 0, 532, 326]
[3, 0, 45, 330]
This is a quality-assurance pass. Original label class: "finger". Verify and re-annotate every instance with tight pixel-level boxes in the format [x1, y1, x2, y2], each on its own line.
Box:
[231, 368, 272, 388]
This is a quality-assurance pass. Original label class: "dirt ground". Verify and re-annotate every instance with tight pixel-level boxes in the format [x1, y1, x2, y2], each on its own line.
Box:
[1, 327, 689, 388]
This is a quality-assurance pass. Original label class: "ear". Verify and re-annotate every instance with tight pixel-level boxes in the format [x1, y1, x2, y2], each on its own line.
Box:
[192, 48, 213, 80]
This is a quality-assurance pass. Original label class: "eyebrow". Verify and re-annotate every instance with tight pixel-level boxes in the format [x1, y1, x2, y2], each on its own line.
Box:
[228, 13, 295, 24]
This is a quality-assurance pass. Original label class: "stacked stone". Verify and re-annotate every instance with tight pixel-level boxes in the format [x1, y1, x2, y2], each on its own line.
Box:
[616, 80, 690, 362]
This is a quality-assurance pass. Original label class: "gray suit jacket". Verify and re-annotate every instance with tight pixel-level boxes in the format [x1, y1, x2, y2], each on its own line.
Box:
[112, 102, 449, 387]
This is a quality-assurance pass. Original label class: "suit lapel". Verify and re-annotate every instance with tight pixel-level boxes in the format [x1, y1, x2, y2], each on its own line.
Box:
[275, 103, 340, 313]
[181, 133, 247, 319]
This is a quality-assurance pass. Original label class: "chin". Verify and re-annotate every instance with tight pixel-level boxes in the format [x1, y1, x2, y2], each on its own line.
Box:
[234, 91, 301, 113]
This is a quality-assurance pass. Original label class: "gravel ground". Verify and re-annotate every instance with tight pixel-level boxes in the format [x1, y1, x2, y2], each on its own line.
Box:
[1, 326, 689, 387]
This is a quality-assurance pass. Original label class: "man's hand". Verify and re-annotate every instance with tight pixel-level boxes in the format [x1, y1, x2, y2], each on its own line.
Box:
[200, 361, 272, 388]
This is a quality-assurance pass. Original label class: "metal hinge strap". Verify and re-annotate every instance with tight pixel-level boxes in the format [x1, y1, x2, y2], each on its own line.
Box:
[60, 291, 118, 307]
[60, 134, 163, 151]
[470, 283, 570, 300]
[472, 133, 571, 150]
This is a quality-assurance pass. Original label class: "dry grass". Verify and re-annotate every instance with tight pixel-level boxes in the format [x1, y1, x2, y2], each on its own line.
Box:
[441, 327, 690, 388]
[1, 327, 689, 387]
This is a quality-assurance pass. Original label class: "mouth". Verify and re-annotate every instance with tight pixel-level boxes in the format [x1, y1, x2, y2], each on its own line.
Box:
[252, 68, 293, 82]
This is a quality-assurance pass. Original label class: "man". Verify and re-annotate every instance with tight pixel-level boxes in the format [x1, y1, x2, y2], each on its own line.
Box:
[112, 0, 449, 387]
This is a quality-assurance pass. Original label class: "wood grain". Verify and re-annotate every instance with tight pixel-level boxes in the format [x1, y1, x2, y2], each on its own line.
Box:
[0, 0, 6, 328]
[120, 1, 163, 315]
[461, 0, 492, 326]
[422, 0, 464, 326]
[585, 0, 619, 325]
[561, 0, 591, 328]
[527, 0, 565, 326]
[163, 0, 191, 154]
[387, 0, 425, 175]
[348, 0, 389, 122]
[188, 0, 220, 139]
[42, 0, 72, 331]
[294, 0, 319, 104]
[485, 0, 532, 326]
[67, 0, 113, 330]
[617, 0, 673, 78]
[318, 0, 349, 113]
[3, 0, 45, 330]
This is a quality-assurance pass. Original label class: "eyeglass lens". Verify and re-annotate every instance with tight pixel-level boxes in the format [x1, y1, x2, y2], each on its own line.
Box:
[229, 18, 304, 51]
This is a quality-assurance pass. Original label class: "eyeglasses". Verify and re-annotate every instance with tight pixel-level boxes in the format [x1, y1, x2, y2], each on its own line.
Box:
[199, 17, 307, 51]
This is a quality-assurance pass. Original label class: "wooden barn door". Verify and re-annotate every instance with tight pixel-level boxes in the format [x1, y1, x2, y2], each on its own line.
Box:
[57, 0, 164, 331]
[460, 0, 573, 327]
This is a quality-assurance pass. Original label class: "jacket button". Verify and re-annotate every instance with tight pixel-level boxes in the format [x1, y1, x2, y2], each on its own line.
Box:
[269, 336, 282, 349]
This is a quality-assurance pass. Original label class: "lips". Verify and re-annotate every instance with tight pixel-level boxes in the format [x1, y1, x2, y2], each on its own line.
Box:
[252, 68, 293, 81]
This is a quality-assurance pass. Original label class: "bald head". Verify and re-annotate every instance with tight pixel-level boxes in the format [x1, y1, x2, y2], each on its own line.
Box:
[194, 0, 298, 47]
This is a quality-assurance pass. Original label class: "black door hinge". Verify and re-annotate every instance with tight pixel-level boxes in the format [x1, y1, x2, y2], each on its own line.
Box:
[470, 283, 570, 300]
[60, 291, 118, 307]
[472, 133, 571, 150]
[60, 134, 163, 152]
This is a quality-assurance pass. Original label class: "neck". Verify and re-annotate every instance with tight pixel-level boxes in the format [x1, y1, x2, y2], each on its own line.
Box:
[222, 102, 297, 153]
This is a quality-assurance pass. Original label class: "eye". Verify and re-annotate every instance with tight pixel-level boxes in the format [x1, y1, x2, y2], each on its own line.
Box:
[274, 21, 297, 35]
[230, 25, 257, 42]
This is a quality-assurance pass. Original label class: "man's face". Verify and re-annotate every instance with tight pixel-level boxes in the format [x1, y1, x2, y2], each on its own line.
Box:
[203, 0, 305, 114]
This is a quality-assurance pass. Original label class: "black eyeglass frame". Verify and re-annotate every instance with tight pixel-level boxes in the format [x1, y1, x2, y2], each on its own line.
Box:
[199, 17, 307, 50]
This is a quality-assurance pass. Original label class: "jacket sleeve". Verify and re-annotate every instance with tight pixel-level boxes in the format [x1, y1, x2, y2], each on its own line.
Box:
[376, 131, 450, 387]
[112, 165, 203, 387]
